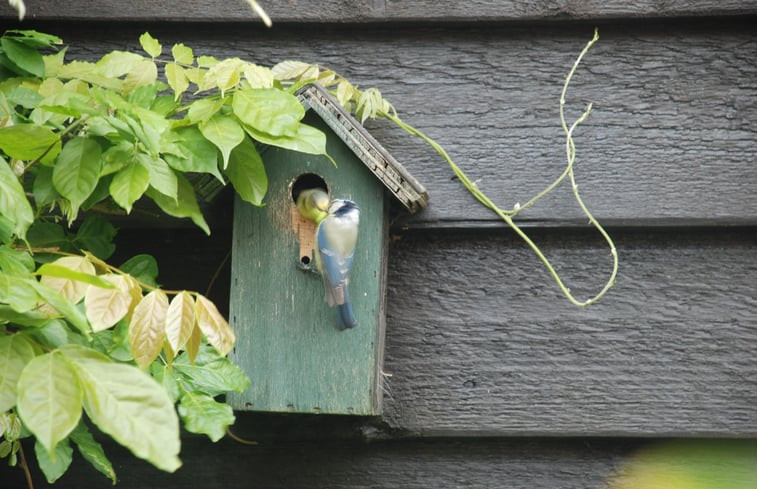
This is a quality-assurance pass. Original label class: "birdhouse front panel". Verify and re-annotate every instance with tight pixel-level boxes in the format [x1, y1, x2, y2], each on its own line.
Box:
[228, 112, 387, 415]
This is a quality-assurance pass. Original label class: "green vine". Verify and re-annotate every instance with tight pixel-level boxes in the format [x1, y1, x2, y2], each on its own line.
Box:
[0, 26, 616, 487]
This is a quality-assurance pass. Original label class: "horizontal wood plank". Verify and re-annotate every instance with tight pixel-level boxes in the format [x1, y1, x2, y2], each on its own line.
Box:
[381, 228, 757, 436]
[1, 0, 756, 22]
[0, 436, 640, 488]
[5, 20, 754, 228]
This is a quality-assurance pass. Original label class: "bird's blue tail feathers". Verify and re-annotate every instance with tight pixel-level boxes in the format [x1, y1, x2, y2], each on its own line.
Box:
[337, 287, 356, 330]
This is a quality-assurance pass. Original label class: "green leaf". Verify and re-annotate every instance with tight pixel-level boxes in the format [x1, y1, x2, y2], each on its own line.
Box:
[37, 263, 114, 289]
[185, 97, 224, 124]
[224, 136, 267, 206]
[0, 159, 34, 239]
[199, 114, 245, 169]
[29, 280, 91, 335]
[96, 50, 144, 77]
[232, 88, 304, 138]
[110, 161, 150, 213]
[137, 154, 177, 200]
[17, 351, 83, 453]
[122, 59, 158, 95]
[74, 215, 117, 260]
[61, 345, 181, 473]
[203, 58, 242, 96]
[129, 290, 169, 369]
[178, 392, 234, 442]
[52, 137, 102, 214]
[3, 30, 62, 49]
[0, 123, 60, 164]
[25, 319, 74, 347]
[138, 32, 162, 58]
[163, 127, 223, 183]
[244, 122, 330, 157]
[26, 221, 67, 249]
[174, 354, 250, 397]
[0, 273, 40, 312]
[70, 422, 117, 484]
[119, 254, 159, 288]
[0, 37, 44, 77]
[146, 174, 209, 235]
[32, 166, 60, 208]
[0, 245, 34, 274]
[0, 334, 35, 412]
[0, 305, 49, 327]
[165, 63, 188, 101]
[35, 438, 73, 483]
[171, 43, 194, 65]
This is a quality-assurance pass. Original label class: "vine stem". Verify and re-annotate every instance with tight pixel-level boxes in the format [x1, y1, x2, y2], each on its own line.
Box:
[381, 28, 617, 307]
[18, 441, 35, 489]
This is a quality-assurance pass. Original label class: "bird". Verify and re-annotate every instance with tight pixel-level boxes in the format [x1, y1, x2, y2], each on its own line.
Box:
[296, 188, 330, 224]
[315, 198, 359, 329]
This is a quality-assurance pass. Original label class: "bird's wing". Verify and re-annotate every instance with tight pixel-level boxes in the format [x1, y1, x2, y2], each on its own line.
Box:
[317, 220, 355, 305]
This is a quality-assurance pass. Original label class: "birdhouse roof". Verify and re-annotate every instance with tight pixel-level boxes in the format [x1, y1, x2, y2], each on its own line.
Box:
[296, 83, 429, 213]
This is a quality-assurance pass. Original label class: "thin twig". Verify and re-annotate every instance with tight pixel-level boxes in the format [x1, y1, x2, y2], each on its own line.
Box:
[17, 441, 35, 489]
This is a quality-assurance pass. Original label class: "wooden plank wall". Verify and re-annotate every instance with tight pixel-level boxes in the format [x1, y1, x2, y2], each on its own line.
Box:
[2, 1, 756, 487]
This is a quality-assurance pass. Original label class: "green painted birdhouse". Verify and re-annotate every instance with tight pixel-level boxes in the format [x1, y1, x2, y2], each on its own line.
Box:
[228, 84, 427, 416]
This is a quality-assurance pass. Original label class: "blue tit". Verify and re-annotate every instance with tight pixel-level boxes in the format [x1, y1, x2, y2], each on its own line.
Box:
[296, 188, 330, 224]
[315, 199, 359, 329]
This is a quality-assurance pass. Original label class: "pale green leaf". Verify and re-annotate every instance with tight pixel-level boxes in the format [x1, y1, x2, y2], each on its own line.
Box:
[109, 161, 150, 213]
[122, 59, 158, 95]
[17, 351, 82, 453]
[203, 57, 242, 95]
[38, 256, 97, 306]
[242, 62, 273, 88]
[29, 280, 91, 335]
[146, 174, 209, 235]
[35, 438, 73, 483]
[0, 273, 39, 312]
[165, 291, 195, 354]
[96, 50, 144, 77]
[0, 123, 60, 164]
[232, 88, 304, 138]
[0, 159, 34, 239]
[171, 43, 193, 65]
[165, 63, 189, 101]
[69, 422, 117, 484]
[52, 137, 102, 213]
[138, 32, 162, 58]
[196, 55, 218, 68]
[57, 60, 123, 91]
[61, 345, 181, 472]
[128, 290, 168, 369]
[137, 154, 177, 200]
[271, 60, 312, 80]
[224, 136, 267, 206]
[84, 275, 133, 332]
[38, 262, 113, 289]
[0, 334, 35, 412]
[194, 294, 235, 356]
[199, 114, 245, 169]
[244, 122, 330, 158]
[178, 392, 234, 442]
[185, 97, 224, 124]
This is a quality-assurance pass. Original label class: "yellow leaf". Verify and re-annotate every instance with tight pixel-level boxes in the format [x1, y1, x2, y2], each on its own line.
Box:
[129, 290, 169, 369]
[165, 63, 189, 101]
[194, 295, 235, 356]
[242, 62, 273, 89]
[185, 322, 201, 365]
[84, 275, 133, 332]
[165, 291, 195, 353]
[122, 59, 158, 95]
[40, 256, 95, 305]
[203, 58, 242, 96]
[123, 275, 144, 322]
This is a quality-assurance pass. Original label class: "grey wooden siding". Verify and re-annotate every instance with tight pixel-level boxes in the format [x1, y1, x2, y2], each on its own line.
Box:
[1, 1, 755, 487]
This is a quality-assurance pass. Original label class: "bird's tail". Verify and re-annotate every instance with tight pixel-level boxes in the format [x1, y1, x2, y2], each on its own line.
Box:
[337, 286, 357, 330]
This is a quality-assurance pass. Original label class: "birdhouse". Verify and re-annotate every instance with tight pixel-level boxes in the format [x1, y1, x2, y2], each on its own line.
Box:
[227, 84, 428, 416]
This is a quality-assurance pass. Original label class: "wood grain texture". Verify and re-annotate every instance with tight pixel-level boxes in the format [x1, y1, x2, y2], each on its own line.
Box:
[0, 435, 642, 489]
[7, 20, 755, 227]
[1, 0, 756, 22]
[380, 228, 757, 436]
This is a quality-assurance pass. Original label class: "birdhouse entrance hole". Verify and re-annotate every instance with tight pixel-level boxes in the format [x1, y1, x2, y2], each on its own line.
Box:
[290, 173, 329, 267]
